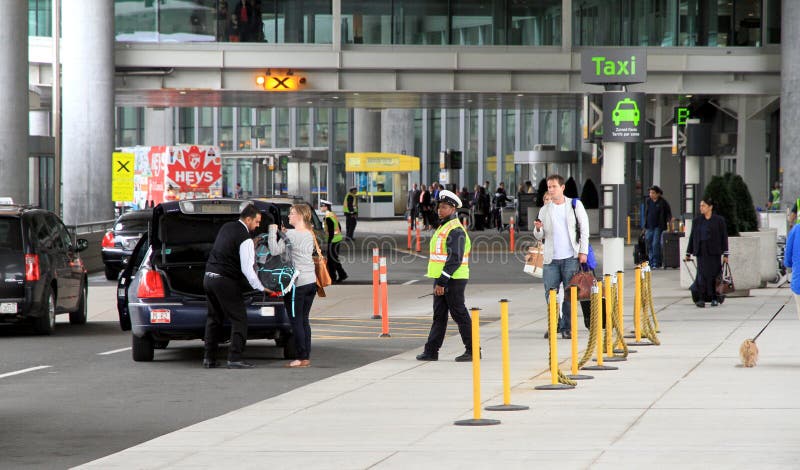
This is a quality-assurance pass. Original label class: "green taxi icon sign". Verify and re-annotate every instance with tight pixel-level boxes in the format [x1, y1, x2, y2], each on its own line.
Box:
[612, 98, 640, 126]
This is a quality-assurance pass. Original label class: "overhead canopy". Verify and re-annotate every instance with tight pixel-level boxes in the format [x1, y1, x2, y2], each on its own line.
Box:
[345, 152, 420, 172]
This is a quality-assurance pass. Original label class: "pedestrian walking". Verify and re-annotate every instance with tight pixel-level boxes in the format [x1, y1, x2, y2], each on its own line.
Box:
[533, 175, 590, 339]
[408, 183, 420, 229]
[203, 204, 273, 369]
[268, 204, 318, 367]
[642, 185, 673, 269]
[320, 200, 347, 284]
[416, 190, 475, 362]
[685, 198, 729, 308]
[343, 186, 358, 240]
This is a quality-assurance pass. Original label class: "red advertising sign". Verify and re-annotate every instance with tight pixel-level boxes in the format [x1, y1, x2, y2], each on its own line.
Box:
[167, 146, 222, 192]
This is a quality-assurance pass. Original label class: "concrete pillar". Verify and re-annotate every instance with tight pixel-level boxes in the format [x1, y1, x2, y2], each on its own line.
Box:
[782, 0, 800, 217]
[380, 109, 414, 155]
[144, 108, 175, 147]
[0, 2, 29, 203]
[30, 110, 51, 137]
[737, 96, 767, 208]
[353, 108, 380, 152]
[62, 0, 115, 225]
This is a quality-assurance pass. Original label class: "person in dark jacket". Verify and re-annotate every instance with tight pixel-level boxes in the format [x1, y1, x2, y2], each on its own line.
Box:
[203, 204, 273, 369]
[643, 185, 673, 269]
[343, 186, 358, 240]
[321, 200, 347, 283]
[407, 183, 420, 229]
[685, 198, 729, 308]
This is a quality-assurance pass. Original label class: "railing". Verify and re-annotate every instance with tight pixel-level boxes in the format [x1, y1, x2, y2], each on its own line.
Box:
[68, 219, 115, 237]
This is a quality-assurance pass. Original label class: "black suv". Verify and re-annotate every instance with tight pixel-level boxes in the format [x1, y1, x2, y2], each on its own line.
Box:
[118, 199, 294, 362]
[101, 209, 152, 280]
[0, 205, 89, 334]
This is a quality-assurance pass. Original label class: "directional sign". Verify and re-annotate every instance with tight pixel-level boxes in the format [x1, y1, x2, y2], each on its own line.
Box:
[602, 92, 646, 142]
[112, 152, 135, 202]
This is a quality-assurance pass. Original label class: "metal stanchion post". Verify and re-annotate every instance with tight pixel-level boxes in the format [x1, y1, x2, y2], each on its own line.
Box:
[486, 300, 529, 411]
[603, 274, 625, 362]
[509, 217, 515, 253]
[455, 308, 501, 426]
[379, 257, 389, 324]
[415, 223, 421, 252]
[614, 270, 635, 353]
[535, 290, 575, 390]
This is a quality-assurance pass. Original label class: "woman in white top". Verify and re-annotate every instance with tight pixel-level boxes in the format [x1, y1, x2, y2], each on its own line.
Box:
[268, 204, 317, 368]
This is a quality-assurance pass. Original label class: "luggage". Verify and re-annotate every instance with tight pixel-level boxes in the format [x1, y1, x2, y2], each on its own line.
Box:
[661, 231, 684, 269]
[255, 234, 298, 295]
[633, 231, 648, 265]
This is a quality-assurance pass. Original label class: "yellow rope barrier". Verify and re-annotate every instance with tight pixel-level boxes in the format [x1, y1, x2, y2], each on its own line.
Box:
[639, 265, 661, 345]
[577, 282, 601, 369]
[610, 281, 629, 358]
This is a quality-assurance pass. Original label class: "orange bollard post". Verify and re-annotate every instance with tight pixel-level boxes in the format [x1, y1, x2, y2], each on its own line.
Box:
[415, 224, 421, 252]
[380, 256, 389, 326]
[509, 217, 515, 253]
[407, 216, 412, 250]
[379, 257, 390, 337]
[372, 248, 380, 319]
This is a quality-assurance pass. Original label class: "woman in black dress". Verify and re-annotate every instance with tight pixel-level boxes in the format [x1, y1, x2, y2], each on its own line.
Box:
[684, 198, 729, 307]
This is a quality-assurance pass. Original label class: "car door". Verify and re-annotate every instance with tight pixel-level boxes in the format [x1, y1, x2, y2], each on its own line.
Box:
[117, 234, 148, 330]
[56, 216, 83, 310]
[45, 213, 78, 311]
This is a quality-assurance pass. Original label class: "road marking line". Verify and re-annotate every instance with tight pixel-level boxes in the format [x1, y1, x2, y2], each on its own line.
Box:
[0, 365, 52, 379]
[98, 347, 132, 356]
[402, 280, 418, 285]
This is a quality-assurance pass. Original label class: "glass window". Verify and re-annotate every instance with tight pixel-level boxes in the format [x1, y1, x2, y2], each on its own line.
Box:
[427, 109, 442, 183]
[393, 0, 448, 45]
[342, 1, 391, 44]
[158, 0, 216, 41]
[509, 0, 561, 45]
[315, 108, 329, 147]
[766, 0, 780, 44]
[557, 110, 576, 151]
[503, 110, 515, 189]
[219, 107, 233, 151]
[465, 110, 479, 189]
[115, 0, 158, 42]
[540, 110, 555, 145]
[263, 0, 332, 44]
[118, 107, 142, 147]
[521, 110, 537, 151]
[178, 108, 195, 144]
[451, 0, 501, 46]
[0, 217, 22, 250]
[256, 108, 272, 148]
[238, 107, 253, 150]
[275, 108, 290, 147]
[29, 0, 52, 37]
[485, 109, 497, 182]
[296, 108, 310, 147]
[198, 107, 214, 146]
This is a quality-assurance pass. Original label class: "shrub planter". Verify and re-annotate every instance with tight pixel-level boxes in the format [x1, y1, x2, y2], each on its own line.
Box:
[679, 235, 760, 296]
[740, 229, 777, 286]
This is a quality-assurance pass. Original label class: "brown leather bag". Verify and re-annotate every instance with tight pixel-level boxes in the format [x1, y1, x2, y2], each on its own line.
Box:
[715, 261, 735, 296]
[311, 234, 332, 297]
[569, 266, 596, 300]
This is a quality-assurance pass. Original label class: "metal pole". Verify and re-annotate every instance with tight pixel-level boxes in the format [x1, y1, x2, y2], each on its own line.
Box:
[53, 0, 61, 215]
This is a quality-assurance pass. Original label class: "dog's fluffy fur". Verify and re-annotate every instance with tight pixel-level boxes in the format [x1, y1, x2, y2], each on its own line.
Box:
[739, 339, 759, 367]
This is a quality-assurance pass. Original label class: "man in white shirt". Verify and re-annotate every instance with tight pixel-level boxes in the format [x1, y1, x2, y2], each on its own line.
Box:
[533, 175, 590, 339]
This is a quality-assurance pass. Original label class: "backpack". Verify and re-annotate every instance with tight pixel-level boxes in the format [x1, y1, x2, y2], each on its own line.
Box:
[571, 198, 597, 271]
[254, 233, 298, 295]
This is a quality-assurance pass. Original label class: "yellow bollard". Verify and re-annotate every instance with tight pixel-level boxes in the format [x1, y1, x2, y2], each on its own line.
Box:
[627, 216, 631, 245]
[486, 300, 529, 411]
[535, 290, 575, 390]
[566, 286, 593, 380]
[634, 265, 642, 341]
[604, 274, 612, 355]
[455, 308, 500, 426]
[583, 280, 619, 371]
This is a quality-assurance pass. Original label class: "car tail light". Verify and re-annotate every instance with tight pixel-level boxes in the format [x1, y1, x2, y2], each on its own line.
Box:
[25, 254, 40, 281]
[101, 231, 115, 248]
[137, 269, 165, 299]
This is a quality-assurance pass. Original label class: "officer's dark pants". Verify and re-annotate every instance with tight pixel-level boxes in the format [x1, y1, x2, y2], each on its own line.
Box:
[204, 275, 248, 362]
[326, 241, 347, 281]
[423, 279, 472, 355]
[345, 213, 357, 239]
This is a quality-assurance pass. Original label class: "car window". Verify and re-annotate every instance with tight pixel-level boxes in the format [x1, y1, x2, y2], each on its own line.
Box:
[46, 214, 69, 251]
[56, 218, 73, 251]
[0, 217, 22, 250]
[116, 215, 149, 232]
[31, 213, 54, 251]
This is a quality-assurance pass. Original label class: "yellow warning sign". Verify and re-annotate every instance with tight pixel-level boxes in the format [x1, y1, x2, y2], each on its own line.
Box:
[112, 152, 135, 202]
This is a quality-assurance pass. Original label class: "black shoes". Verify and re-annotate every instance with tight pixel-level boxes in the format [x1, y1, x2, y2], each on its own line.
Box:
[226, 360, 256, 369]
[561, 330, 572, 339]
[202, 359, 218, 369]
[455, 349, 481, 362]
[416, 352, 438, 361]
[711, 299, 719, 307]
[335, 275, 348, 284]
[695, 301, 705, 308]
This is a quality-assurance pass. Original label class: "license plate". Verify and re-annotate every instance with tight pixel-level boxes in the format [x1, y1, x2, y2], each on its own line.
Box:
[0, 302, 17, 314]
[259, 306, 274, 317]
[150, 309, 171, 323]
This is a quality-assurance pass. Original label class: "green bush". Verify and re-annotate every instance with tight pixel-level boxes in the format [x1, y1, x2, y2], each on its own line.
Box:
[703, 175, 739, 236]
[726, 173, 759, 232]
[580, 178, 600, 209]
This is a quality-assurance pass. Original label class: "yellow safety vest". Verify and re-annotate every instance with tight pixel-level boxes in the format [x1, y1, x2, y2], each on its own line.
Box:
[426, 218, 471, 279]
[343, 193, 358, 214]
[325, 212, 343, 243]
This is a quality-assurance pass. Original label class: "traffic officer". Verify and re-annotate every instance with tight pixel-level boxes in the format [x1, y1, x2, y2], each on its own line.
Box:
[343, 186, 358, 240]
[320, 200, 347, 283]
[416, 190, 475, 362]
[203, 204, 273, 369]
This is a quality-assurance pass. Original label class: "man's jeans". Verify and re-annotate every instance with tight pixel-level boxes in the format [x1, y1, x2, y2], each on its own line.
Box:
[543, 257, 580, 332]
[645, 228, 663, 268]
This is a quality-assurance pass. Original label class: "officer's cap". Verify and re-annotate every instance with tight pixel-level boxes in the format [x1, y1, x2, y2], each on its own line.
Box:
[320, 199, 332, 207]
[349, 186, 357, 192]
[437, 189, 462, 209]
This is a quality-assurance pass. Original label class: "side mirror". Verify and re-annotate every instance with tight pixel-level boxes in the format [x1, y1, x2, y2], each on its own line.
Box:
[75, 238, 89, 252]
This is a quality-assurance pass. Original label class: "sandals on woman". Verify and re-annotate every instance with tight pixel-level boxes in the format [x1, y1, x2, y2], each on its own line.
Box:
[286, 359, 311, 368]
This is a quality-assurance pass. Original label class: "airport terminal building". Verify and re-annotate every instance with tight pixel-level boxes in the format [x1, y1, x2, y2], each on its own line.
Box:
[1, 0, 795, 225]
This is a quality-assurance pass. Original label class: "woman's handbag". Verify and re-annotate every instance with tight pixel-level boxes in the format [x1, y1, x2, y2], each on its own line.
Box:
[715, 260, 735, 296]
[311, 234, 332, 297]
[569, 265, 596, 300]
[523, 243, 544, 278]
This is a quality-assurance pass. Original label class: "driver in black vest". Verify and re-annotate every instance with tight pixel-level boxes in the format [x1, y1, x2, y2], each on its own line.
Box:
[203, 204, 273, 369]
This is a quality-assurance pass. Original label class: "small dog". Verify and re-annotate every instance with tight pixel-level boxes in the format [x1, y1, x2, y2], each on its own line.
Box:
[739, 339, 759, 367]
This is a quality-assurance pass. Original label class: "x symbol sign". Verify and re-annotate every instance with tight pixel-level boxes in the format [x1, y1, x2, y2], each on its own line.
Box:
[117, 161, 131, 172]
[271, 77, 290, 89]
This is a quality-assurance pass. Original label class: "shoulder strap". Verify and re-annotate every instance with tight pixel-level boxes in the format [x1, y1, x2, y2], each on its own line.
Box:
[571, 198, 581, 244]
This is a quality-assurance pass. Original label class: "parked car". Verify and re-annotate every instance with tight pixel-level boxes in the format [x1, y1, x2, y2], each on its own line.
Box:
[119, 199, 296, 362]
[0, 204, 89, 334]
[101, 209, 152, 280]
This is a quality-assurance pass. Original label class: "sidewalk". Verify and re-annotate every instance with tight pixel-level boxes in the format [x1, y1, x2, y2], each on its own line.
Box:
[76, 267, 800, 469]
